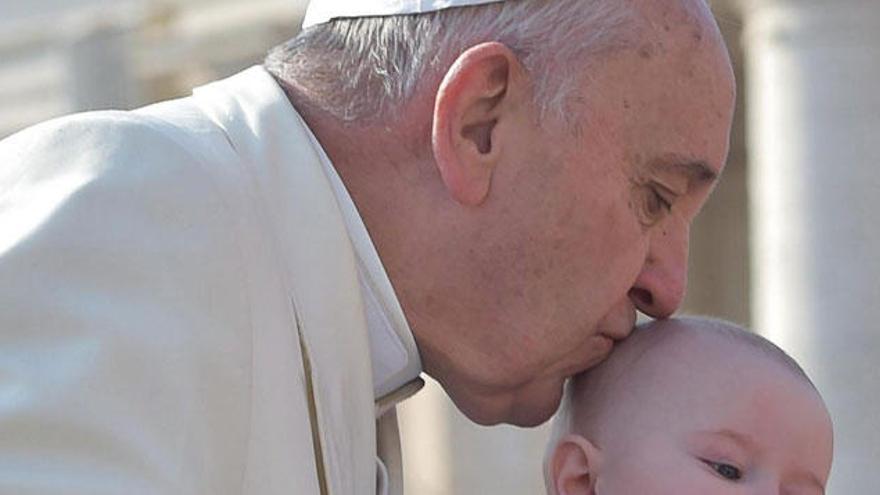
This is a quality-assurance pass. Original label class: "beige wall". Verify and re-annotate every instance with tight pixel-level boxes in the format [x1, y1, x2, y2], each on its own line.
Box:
[682, 1, 750, 326]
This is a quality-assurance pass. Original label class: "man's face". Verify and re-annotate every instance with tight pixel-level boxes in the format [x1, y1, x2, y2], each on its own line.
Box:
[417, 9, 736, 426]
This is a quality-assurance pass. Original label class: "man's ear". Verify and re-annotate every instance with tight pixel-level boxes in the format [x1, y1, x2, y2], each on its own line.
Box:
[432, 42, 524, 206]
[550, 434, 602, 495]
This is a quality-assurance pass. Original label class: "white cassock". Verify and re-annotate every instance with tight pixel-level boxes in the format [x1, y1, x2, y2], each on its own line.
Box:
[0, 66, 424, 495]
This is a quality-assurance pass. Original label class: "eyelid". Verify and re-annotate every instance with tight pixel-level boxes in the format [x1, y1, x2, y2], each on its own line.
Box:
[649, 183, 676, 215]
[687, 431, 755, 482]
[695, 444, 748, 466]
[699, 458, 744, 482]
[637, 186, 671, 227]
[651, 181, 681, 200]
[689, 431, 753, 463]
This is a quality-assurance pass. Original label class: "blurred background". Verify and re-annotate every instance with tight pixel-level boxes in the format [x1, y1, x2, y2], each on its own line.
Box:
[0, 0, 876, 492]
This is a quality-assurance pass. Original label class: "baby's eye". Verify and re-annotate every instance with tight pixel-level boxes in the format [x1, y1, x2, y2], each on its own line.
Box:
[703, 460, 743, 481]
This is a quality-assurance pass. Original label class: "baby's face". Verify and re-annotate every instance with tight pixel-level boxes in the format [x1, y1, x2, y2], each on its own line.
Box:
[550, 338, 833, 494]
[596, 360, 831, 493]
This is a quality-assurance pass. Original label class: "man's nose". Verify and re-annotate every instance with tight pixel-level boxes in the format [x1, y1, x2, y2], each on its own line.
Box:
[628, 223, 689, 319]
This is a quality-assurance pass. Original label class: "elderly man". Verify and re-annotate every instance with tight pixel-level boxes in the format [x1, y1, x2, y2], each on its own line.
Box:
[0, 0, 734, 493]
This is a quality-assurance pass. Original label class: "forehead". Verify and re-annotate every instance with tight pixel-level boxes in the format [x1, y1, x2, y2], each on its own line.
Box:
[578, 9, 735, 177]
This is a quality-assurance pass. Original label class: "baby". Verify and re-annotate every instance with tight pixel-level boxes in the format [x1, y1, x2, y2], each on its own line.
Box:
[544, 317, 833, 494]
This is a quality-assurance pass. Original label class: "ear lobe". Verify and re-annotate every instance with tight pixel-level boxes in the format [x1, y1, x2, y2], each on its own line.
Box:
[432, 42, 521, 206]
[551, 434, 602, 495]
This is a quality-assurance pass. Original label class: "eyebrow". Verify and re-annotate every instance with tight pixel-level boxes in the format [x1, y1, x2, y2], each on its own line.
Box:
[701, 428, 756, 449]
[648, 157, 719, 189]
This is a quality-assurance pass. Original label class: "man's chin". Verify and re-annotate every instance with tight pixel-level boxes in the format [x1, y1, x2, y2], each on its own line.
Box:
[505, 401, 559, 427]
[448, 381, 564, 427]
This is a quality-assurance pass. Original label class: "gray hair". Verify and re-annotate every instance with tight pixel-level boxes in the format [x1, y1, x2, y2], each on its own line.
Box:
[265, 0, 638, 123]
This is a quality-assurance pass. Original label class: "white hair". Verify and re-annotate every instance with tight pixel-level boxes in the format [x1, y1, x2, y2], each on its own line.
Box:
[265, 0, 638, 123]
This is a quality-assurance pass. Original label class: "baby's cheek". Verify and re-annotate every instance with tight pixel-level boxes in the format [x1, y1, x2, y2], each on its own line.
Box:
[595, 448, 712, 495]
[594, 473, 654, 495]
[597, 473, 693, 495]
[593, 459, 653, 494]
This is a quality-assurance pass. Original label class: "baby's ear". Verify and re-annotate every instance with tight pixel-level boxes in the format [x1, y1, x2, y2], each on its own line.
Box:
[550, 434, 602, 495]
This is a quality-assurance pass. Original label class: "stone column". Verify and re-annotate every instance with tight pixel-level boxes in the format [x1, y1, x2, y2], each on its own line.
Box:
[64, 19, 138, 112]
[742, 0, 880, 491]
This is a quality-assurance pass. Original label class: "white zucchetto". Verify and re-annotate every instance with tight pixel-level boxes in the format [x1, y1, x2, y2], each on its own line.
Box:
[302, 0, 506, 29]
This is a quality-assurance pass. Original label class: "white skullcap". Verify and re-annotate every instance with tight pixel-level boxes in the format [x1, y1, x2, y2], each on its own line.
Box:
[302, 0, 506, 29]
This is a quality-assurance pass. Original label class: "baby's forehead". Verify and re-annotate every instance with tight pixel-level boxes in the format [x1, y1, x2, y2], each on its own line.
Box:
[582, 318, 808, 385]
[567, 318, 819, 429]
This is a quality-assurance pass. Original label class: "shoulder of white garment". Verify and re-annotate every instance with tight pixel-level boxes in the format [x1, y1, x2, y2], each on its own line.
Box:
[0, 68, 379, 493]
[0, 110, 263, 492]
[302, 0, 507, 28]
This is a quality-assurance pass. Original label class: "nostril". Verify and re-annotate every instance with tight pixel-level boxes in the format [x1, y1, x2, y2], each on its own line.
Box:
[628, 288, 653, 308]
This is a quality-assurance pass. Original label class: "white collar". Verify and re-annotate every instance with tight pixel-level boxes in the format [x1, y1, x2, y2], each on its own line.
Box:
[302, 125, 423, 401]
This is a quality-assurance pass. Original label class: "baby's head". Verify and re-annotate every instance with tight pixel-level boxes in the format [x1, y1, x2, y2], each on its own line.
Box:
[545, 317, 833, 494]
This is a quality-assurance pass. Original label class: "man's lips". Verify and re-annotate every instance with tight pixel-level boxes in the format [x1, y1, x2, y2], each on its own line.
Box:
[597, 308, 637, 342]
[600, 330, 627, 342]
[584, 334, 616, 368]
[566, 306, 637, 375]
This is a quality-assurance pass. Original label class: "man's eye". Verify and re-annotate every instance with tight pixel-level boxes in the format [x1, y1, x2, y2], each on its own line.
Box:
[630, 181, 676, 227]
[645, 187, 672, 216]
[703, 460, 743, 481]
[637, 185, 674, 226]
